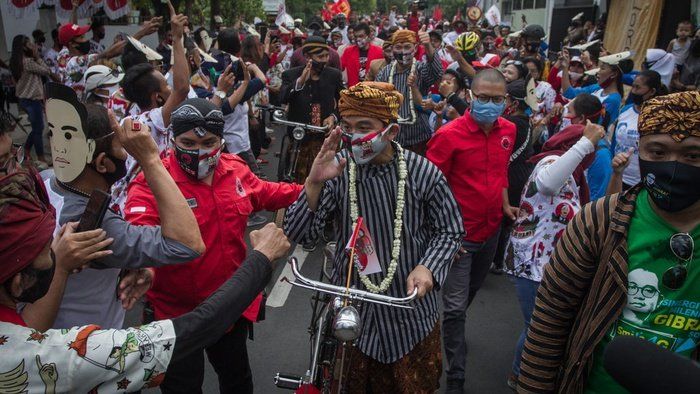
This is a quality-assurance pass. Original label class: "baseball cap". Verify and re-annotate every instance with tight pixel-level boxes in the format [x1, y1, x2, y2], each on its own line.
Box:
[58, 23, 91, 46]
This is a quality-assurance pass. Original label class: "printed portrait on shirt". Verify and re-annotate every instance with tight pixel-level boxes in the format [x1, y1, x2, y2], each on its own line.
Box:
[623, 268, 661, 325]
[46, 82, 95, 183]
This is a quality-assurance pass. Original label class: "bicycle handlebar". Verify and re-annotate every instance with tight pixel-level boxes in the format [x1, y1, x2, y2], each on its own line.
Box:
[283, 257, 417, 309]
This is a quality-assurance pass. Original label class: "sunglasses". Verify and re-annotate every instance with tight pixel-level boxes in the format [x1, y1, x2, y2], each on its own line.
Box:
[662, 233, 694, 290]
[505, 60, 524, 66]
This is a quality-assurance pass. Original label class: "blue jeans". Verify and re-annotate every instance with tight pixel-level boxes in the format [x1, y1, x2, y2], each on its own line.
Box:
[510, 276, 540, 376]
[19, 98, 45, 157]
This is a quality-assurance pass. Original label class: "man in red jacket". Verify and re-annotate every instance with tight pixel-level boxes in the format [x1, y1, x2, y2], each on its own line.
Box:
[125, 98, 303, 394]
[341, 23, 384, 87]
[426, 69, 517, 394]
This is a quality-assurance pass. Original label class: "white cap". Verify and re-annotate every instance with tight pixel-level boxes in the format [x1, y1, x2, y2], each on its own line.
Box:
[567, 39, 600, 51]
[507, 30, 522, 39]
[83, 65, 123, 92]
[323, 22, 331, 30]
[572, 12, 584, 22]
[584, 67, 599, 76]
[599, 50, 634, 66]
[214, 15, 223, 24]
[294, 28, 304, 36]
[127, 35, 163, 61]
[294, 18, 302, 24]
[279, 26, 290, 35]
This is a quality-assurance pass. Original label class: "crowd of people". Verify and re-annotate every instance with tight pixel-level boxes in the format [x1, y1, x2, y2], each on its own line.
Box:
[0, 1, 699, 393]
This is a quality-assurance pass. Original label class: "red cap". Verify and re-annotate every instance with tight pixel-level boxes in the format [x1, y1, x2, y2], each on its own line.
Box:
[58, 23, 91, 46]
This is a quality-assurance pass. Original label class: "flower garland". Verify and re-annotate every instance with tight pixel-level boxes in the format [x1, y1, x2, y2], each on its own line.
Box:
[389, 60, 417, 125]
[348, 143, 408, 293]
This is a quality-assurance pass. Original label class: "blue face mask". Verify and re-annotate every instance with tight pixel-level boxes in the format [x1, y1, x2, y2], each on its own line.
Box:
[470, 100, 506, 125]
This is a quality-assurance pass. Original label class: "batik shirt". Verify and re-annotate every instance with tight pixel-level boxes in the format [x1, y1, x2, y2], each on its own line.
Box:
[111, 108, 171, 213]
[0, 320, 175, 393]
[284, 146, 464, 363]
[505, 155, 582, 282]
[56, 48, 97, 95]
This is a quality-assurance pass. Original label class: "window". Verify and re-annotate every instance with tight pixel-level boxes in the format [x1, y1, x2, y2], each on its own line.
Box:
[512, 0, 522, 11]
[523, 0, 534, 8]
[536, 0, 547, 7]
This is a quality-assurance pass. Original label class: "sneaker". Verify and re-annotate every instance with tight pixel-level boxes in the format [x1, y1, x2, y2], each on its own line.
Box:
[247, 212, 267, 227]
[302, 239, 317, 252]
[445, 378, 465, 394]
[507, 373, 518, 391]
[490, 262, 504, 275]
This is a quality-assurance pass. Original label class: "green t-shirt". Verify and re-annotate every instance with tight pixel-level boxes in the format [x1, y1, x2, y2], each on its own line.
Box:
[585, 189, 700, 393]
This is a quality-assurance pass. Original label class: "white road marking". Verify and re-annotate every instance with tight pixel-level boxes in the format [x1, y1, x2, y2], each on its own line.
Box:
[267, 245, 309, 307]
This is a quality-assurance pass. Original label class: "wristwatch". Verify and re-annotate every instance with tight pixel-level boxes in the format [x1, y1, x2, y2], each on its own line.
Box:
[214, 90, 226, 100]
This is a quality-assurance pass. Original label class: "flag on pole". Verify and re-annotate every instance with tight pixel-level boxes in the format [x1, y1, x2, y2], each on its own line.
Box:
[330, 0, 351, 17]
[432, 5, 443, 22]
[345, 217, 382, 275]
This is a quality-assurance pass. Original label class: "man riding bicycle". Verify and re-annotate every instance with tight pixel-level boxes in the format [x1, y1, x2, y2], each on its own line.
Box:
[279, 36, 344, 184]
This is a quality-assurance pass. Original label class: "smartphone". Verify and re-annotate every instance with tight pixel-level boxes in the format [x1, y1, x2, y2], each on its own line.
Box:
[77, 190, 111, 232]
[231, 59, 245, 81]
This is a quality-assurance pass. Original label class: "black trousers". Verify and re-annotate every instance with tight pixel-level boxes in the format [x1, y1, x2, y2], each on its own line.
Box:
[160, 319, 253, 394]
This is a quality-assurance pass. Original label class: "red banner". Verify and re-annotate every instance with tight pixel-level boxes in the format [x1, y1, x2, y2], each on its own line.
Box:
[432, 6, 442, 22]
[5, 0, 128, 20]
[329, 0, 351, 17]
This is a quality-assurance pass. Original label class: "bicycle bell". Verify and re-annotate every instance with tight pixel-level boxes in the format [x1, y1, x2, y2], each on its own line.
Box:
[273, 109, 285, 120]
[292, 126, 306, 141]
[332, 305, 362, 341]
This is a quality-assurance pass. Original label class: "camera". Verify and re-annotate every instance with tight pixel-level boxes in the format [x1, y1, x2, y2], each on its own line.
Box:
[413, 0, 427, 10]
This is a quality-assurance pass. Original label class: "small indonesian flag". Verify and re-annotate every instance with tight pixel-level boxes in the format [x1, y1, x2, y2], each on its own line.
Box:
[345, 217, 382, 275]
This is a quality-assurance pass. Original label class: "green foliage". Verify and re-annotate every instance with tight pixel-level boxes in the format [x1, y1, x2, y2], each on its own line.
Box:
[132, 0, 264, 27]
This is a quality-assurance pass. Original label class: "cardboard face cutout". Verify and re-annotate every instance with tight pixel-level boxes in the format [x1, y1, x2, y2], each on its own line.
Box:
[46, 83, 95, 183]
[127, 35, 163, 61]
[525, 77, 539, 112]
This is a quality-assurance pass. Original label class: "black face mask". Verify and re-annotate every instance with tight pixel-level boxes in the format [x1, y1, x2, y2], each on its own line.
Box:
[526, 42, 540, 53]
[75, 40, 91, 55]
[628, 91, 647, 106]
[6, 261, 56, 303]
[101, 154, 127, 186]
[639, 159, 700, 212]
[311, 60, 327, 73]
[94, 31, 105, 41]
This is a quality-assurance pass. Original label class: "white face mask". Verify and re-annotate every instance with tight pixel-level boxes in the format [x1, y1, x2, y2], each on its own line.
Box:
[201, 34, 213, 52]
[569, 71, 583, 82]
[342, 125, 393, 165]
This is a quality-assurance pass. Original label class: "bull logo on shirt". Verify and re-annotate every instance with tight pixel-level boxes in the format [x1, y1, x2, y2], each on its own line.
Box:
[512, 201, 538, 239]
[551, 203, 575, 224]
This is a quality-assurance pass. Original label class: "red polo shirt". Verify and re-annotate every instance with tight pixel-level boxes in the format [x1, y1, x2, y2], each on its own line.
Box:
[427, 112, 516, 242]
[125, 153, 303, 322]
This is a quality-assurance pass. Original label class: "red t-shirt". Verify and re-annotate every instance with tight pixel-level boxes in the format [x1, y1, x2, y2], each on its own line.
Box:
[125, 153, 303, 322]
[426, 112, 516, 242]
[0, 305, 26, 326]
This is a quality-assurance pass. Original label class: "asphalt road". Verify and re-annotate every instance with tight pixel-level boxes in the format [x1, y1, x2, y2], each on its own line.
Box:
[8, 108, 522, 394]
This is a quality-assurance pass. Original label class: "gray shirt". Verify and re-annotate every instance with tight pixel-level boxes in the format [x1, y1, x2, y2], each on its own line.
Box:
[52, 179, 199, 329]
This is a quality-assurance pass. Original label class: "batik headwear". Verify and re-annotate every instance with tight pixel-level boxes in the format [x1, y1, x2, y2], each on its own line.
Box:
[382, 40, 393, 50]
[46, 82, 96, 183]
[638, 91, 700, 142]
[0, 169, 55, 283]
[171, 98, 225, 138]
[339, 82, 403, 124]
[302, 36, 329, 55]
[392, 29, 417, 45]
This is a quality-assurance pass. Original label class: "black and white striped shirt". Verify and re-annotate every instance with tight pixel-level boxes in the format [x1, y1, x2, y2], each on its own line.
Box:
[375, 55, 444, 147]
[284, 146, 464, 363]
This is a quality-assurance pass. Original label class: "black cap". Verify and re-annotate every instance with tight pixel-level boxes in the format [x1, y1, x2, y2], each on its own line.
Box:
[522, 24, 545, 40]
[506, 79, 527, 101]
[428, 30, 443, 40]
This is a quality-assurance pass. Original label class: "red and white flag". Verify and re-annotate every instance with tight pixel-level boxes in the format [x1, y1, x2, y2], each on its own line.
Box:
[345, 217, 382, 275]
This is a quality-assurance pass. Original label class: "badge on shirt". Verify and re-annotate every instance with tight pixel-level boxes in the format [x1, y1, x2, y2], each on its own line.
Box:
[236, 178, 246, 197]
[186, 198, 198, 209]
[501, 136, 512, 150]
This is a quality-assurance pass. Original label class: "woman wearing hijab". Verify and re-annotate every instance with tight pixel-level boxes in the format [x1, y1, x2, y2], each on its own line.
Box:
[644, 48, 676, 89]
[504, 95, 606, 389]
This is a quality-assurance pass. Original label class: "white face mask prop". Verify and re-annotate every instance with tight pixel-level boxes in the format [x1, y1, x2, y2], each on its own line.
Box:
[200, 31, 213, 52]
[46, 83, 96, 183]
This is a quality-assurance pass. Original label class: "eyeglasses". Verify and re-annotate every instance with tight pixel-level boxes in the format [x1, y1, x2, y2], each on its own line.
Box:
[627, 282, 659, 298]
[469, 90, 507, 105]
[662, 233, 694, 290]
[505, 60, 524, 66]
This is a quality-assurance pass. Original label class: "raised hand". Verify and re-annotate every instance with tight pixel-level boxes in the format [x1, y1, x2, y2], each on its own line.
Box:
[51, 222, 114, 274]
[406, 265, 433, 298]
[583, 120, 605, 146]
[612, 148, 634, 174]
[306, 127, 346, 185]
[168, 0, 188, 39]
[110, 110, 158, 165]
[217, 64, 235, 93]
[418, 25, 431, 47]
[298, 60, 312, 87]
[250, 223, 291, 262]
